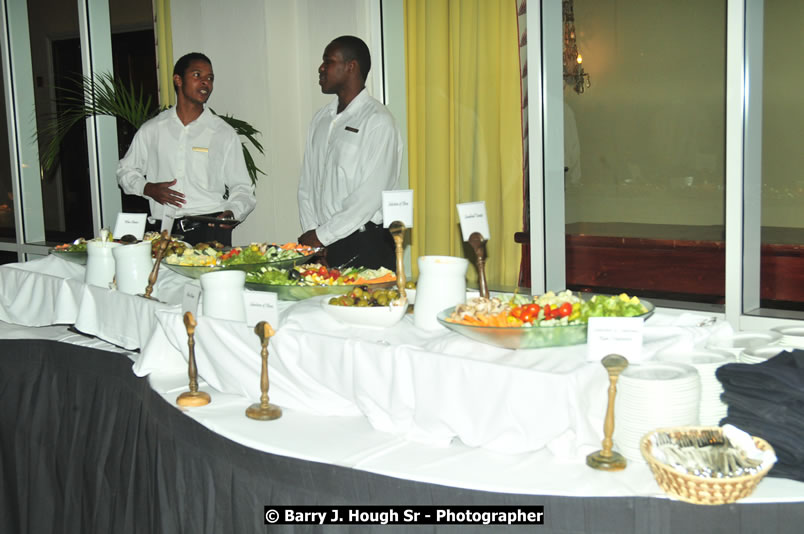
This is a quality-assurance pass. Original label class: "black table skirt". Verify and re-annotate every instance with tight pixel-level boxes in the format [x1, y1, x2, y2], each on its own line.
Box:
[1, 339, 803, 533]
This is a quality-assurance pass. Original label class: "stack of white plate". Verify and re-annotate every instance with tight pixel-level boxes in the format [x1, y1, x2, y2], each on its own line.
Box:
[771, 325, 804, 350]
[613, 362, 701, 463]
[739, 344, 790, 364]
[655, 348, 735, 425]
[705, 330, 782, 358]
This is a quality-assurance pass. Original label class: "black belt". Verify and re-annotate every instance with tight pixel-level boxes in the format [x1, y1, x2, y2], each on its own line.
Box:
[170, 212, 229, 234]
[357, 221, 382, 233]
[172, 217, 204, 234]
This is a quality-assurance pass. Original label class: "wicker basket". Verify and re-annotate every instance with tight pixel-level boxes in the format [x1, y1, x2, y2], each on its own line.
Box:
[640, 426, 775, 505]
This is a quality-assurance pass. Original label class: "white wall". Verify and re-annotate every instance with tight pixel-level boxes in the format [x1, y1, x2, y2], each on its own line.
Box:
[170, 0, 380, 244]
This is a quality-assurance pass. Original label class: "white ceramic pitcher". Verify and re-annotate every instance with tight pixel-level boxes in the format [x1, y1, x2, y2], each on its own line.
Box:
[85, 241, 121, 288]
[113, 241, 154, 295]
[200, 270, 247, 322]
[413, 255, 469, 330]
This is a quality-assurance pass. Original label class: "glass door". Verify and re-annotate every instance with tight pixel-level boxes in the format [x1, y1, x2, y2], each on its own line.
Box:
[561, 0, 728, 305]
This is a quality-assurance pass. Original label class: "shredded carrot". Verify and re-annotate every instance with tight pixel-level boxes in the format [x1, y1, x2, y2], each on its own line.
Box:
[354, 272, 397, 285]
[448, 310, 516, 327]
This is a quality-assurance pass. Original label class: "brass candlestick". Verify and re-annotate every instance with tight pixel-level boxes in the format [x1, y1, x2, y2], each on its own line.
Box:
[246, 321, 282, 420]
[176, 311, 211, 407]
[586, 353, 629, 470]
[388, 220, 407, 299]
[143, 230, 170, 300]
[468, 231, 489, 299]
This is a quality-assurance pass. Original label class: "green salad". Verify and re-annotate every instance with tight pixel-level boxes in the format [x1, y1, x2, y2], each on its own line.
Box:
[581, 293, 649, 321]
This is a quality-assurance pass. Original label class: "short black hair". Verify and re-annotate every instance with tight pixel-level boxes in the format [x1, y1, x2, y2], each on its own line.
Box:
[173, 52, 212, 92]
[330, 36, 371, 81]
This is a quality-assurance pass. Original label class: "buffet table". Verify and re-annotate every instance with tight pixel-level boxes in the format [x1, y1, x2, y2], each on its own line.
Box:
[2, 256, 804, 533]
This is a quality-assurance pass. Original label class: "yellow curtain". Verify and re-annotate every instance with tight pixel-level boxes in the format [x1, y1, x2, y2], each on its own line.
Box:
[405, 0, 523, 287]
[153, 0, 175, 108]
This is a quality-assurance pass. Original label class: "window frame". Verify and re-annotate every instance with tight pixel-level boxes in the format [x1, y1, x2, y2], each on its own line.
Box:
[527, 0, 802, 329]
[0, 0, 120, 261]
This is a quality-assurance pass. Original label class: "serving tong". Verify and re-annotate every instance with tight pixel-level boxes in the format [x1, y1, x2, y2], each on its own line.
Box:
[652, 430, 763, 478]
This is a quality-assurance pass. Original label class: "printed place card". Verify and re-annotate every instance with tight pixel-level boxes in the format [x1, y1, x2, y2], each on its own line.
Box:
[181, 281, 202, 319]
[113, 212, 147, 240]
[382, 189, 414, 228]
[244, 291, 279, 329]
[456, 201, 490, 241]
[586, 317, 644, 363]
[161, 205, 177, 235]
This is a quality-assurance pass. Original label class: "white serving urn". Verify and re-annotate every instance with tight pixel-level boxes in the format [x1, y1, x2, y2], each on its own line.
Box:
[413, 255, 469, 330]
[113, 241, 154, 295]
[200, 270, 247, 322]
[85, 240, 121, 288]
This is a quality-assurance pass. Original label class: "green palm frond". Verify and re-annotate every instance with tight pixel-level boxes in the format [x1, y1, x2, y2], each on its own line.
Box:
[213, 110, 266, 184]
[37, 72, 157, 172]
[38, 72, 265, 185]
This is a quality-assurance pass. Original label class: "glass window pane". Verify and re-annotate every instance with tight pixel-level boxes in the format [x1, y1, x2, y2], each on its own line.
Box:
[563, 0, 727, 304]
[28, 0, 93, 243]
[760, 0, 804, 311]
[0, 250, 19, 264]
[109, 0, 159, 215]
[0, 62, 16, 242]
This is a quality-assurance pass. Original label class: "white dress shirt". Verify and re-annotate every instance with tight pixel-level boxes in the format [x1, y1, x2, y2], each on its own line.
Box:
[117, 107, 256, 221]
[297, 89, 403, 246]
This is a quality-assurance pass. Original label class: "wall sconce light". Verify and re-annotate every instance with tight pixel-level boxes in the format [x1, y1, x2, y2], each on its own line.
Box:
[563, 0, 590, 94]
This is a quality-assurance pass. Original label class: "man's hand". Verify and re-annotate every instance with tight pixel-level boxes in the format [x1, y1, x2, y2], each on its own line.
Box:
[216, 210, 236, 229]
[143, 179, 185, 207]
[298, 229, 324, 249]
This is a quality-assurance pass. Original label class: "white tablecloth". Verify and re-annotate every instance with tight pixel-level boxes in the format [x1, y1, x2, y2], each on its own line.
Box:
[0, 255, 190, 349]
[0, 255, 85, 325]
[3, 259, 804, 503]
[135, 295, 728, 456]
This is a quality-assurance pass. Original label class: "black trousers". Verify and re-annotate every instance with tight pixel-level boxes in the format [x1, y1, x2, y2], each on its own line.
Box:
[326, 221, 395, 271]
[147, 212, 233, 246]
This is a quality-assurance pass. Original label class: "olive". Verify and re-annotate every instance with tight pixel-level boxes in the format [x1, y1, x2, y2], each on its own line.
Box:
[328, 297, 340, 306]
[376, 294, 389, 306]
[387, 290, 400, 301]
[356, 299, 370, 307]
[351, 287, 364, 298]
[405, 281, 416, 289]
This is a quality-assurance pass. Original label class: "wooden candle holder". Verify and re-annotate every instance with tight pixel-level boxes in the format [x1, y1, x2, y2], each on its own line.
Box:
[388, 220, 407, 299]
[468, 232, 489, 299]
[176, 311, 211, 407]
[586, 353, 629, 471]
[246, 321, 282, 420]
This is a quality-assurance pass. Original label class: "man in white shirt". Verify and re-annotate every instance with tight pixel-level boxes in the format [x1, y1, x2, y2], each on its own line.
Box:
[297, 36, 403, 270]
[117, 52, 255, 245]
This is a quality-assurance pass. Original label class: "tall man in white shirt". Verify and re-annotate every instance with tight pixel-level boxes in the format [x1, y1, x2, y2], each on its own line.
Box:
[117, 52, 255, 245]
[297, 36, 403, 270]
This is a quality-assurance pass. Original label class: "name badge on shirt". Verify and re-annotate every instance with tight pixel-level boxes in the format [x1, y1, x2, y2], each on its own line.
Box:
[192, 146, 209, 152]
[345, 126, 359, 133]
